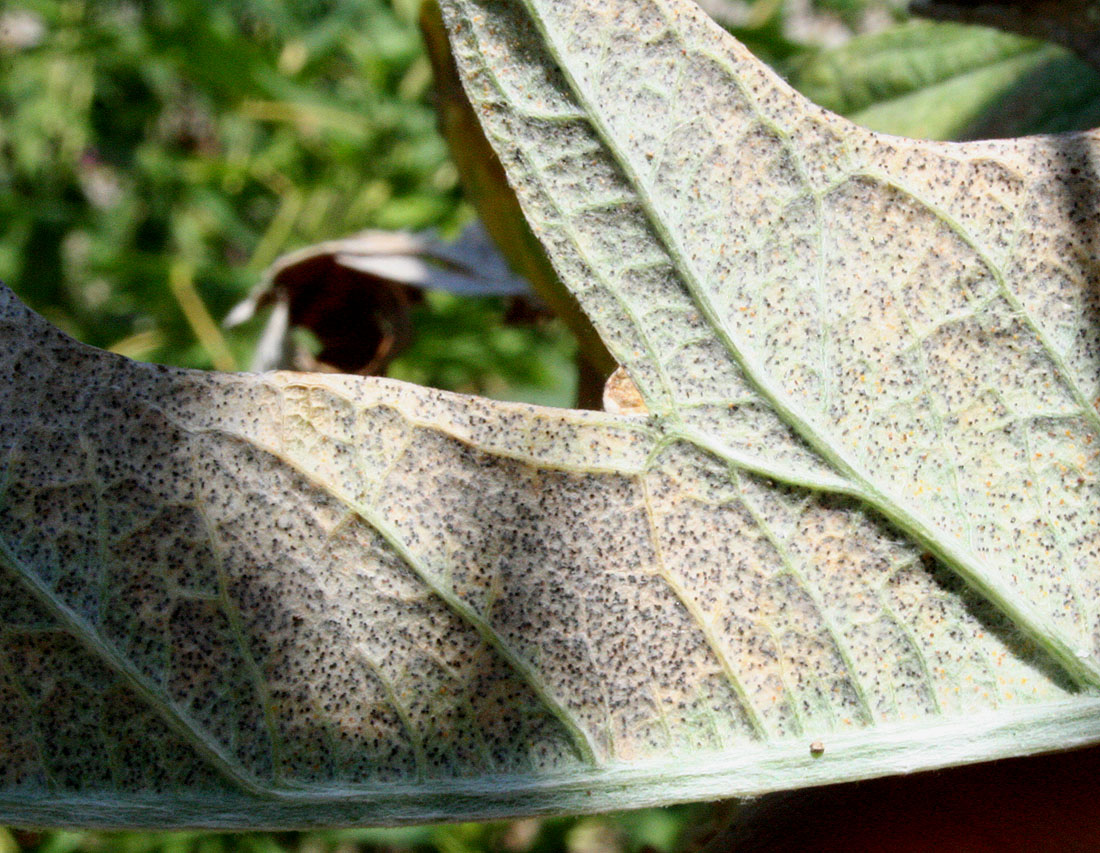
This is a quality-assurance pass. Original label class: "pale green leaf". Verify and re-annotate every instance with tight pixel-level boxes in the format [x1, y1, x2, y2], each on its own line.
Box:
[911, 0, 1100, 73]
[792, 22, 1047, 116]
[5, 0, 1100, 828]
[962, 54, 1100, 138]
[788, 21, 1100, 140]
[790, 21, 1055, 138]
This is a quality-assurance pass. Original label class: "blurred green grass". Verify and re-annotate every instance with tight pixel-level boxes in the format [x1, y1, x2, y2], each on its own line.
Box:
[0, 0, 579, 406]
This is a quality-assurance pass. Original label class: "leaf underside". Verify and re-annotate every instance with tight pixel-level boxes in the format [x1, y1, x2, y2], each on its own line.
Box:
[6, 0, 1100, 828]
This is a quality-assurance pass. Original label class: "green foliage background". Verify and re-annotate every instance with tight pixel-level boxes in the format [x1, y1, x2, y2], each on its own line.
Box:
[2, 0, 1100, 849]
[0, 0, 579, 408]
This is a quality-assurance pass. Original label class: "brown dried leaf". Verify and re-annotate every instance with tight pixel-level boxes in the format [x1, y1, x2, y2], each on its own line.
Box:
[602, 366, 649, 415]
[226, 224, 537, 374]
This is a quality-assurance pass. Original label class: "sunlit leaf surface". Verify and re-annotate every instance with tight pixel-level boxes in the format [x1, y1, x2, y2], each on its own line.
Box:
[5, 0, 1100, 827]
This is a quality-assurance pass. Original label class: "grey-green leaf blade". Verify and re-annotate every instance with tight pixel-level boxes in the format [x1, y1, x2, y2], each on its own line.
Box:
[9, 0, 1100, 823]
[3, 272, 1097, 825]
[439, 0, 1100, 687]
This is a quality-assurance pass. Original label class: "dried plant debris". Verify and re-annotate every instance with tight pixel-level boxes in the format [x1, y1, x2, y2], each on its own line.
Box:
[225, 223, 539, 374]
[602, 366, 649, 415]
[5, 0, 1100, 828]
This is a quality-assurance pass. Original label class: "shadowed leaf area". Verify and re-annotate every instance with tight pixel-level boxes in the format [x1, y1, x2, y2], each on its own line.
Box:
[4, 0, 1100, 838]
